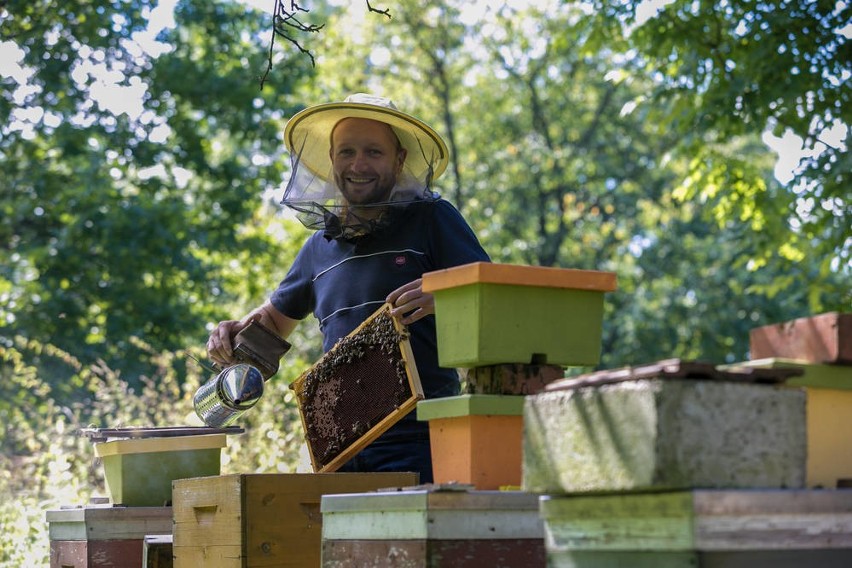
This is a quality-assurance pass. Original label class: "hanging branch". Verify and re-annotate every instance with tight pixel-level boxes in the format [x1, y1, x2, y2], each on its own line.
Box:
[260, 0, 323, 88]
[366, 1, 392, 18]
[260, 0, 391, 89]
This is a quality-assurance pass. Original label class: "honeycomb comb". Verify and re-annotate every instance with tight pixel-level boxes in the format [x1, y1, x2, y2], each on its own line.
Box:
[290, 303, 424, 472]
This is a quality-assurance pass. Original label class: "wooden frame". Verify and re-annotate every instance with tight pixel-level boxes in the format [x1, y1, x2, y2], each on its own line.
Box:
[290, 303, 424, 473]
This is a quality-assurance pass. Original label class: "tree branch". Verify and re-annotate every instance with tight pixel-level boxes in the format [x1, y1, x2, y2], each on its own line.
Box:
[260, 0, 324, 88]
[260, 1, 391, 88]
[365, 1, 392, 19]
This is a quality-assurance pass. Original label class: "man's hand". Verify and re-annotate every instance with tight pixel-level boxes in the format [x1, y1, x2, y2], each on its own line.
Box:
[207, 302, 299, 367]
[386, 278, 434, 325]
[206, 316, 259, 367]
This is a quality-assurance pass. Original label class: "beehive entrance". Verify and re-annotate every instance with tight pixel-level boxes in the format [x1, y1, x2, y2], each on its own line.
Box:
[291, 304, 424, 472]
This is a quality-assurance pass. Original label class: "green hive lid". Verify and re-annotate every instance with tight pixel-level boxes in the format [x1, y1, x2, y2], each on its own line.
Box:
[94, 433, 227, 457]
[417, 394, 525, 420]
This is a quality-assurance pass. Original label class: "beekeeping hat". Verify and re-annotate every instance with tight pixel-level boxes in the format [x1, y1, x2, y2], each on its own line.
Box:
[284, 93, 449, 183]
[281, 93, 449, 237]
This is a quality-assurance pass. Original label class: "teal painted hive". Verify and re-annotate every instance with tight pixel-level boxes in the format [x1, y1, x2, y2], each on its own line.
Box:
[422, 262, 617, 368]
[94, 434, 226, 507]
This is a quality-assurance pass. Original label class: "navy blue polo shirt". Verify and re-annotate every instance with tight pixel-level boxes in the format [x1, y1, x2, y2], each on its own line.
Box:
[270, 198, 490, 437]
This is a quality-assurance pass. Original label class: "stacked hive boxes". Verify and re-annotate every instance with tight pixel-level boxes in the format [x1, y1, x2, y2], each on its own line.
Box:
[320, 486, 546, 567]
[732, 311, 852, 489]
[46, 430, 228, 568]
[318, 262, 616, 567]
[46, 504, 173, 568]
[418, 262, 617, 489]
[523, 312, 852, 567]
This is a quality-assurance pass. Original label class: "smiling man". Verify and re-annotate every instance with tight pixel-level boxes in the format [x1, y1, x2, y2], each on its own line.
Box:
[207, 93, 490, 483]
[331, 118, 406, 209]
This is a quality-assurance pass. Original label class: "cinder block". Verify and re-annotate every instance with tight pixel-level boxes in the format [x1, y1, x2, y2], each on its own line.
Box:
[724, 358, 852, 488]
[523, 379, 806, 493]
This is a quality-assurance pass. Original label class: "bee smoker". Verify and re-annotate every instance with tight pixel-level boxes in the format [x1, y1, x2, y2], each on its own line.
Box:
[193, 321, 291, 427]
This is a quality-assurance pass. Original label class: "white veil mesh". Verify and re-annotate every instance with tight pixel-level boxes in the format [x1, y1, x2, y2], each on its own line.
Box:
[281, 127, 442, 239]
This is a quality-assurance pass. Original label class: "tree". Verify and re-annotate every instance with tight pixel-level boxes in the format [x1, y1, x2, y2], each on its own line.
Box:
[585, 0, 850, 300]
[310, 0, 845, 367]
[1, 0, 314, 388]
[1, 3, 318, 560]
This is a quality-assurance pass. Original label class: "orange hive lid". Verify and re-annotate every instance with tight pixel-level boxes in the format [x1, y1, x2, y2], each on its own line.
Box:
[422, 262, 617, 293]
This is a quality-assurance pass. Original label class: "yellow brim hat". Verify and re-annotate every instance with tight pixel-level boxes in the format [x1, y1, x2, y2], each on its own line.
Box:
[284, 93, 450, 182]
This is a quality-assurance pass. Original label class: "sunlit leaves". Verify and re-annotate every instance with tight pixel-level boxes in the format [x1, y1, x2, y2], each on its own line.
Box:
[586, 0, 850, 280]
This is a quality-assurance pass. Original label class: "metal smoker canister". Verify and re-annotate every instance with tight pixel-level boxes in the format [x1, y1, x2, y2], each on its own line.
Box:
[194, 363, 265, 427]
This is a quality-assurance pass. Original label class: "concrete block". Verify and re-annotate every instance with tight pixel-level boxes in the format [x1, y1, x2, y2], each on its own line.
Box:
[725, 358, 852, 488]
[523, 379, 806, 493]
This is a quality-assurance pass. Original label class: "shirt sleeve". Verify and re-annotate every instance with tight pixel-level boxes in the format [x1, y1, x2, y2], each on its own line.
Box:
[269, 236, 316, 321]
[428, 199, 491, 269]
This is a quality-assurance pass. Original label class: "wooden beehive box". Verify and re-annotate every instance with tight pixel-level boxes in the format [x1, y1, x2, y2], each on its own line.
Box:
[540, 489, 852, 568]
[750, 312, 852, 364]
[94, 433, 226, 506]
[290, 303, 424, 473]
[171, 472, 418, 568]
[321, 487, 546, 567]
[46, 505, 172, 568]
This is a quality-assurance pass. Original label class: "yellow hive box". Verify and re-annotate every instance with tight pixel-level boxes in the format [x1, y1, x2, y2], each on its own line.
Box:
[172, 472, 418, 567]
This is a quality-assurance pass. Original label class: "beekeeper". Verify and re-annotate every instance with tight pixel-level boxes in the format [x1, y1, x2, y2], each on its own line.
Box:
[207, 93, 490, 482]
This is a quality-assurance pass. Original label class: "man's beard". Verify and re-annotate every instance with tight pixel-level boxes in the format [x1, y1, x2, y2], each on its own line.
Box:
[337, 177, 396, 209]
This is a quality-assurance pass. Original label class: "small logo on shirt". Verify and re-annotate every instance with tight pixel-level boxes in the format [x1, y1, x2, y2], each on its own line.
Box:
[394, 255, 407, 266]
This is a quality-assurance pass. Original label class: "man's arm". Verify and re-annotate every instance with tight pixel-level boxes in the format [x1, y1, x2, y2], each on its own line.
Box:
[207, 301, 299, 367]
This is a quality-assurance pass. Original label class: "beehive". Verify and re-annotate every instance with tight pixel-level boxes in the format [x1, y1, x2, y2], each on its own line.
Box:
[421, 262, 617, 367]
[541, 489, 852, 568]
[172, 472, 418, 567]
[46, 505, 172, 568]
[94, 433, 226, 506]
[417, 394, 525, 490]
[321, 487, 545, 567]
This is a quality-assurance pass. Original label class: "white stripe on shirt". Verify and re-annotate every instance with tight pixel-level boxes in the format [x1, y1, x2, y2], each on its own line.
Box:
[312, 248, 427, 282]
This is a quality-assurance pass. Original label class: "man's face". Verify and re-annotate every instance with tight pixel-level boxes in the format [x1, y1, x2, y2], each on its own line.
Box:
[330, 118, 407, 206]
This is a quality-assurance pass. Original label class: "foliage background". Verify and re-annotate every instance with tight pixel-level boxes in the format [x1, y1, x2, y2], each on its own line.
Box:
[0, 0, 848, 563]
